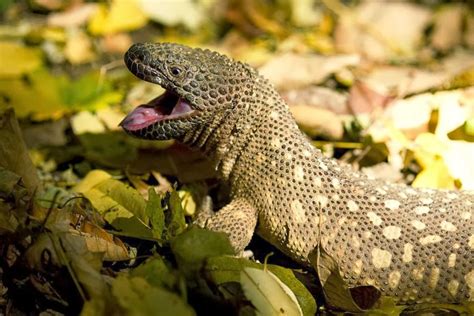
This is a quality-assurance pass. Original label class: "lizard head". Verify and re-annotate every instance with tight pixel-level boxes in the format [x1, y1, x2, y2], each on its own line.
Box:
[120, 42, 253, 140]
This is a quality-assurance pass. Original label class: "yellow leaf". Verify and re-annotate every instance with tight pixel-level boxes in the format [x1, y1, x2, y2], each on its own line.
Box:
[412, 133, 447, 169]
[0, 42, 42, 78]
[178, 190, 196, 216]
[64, 30, 96, 64]
[138, 0, 205, 30]
[0, 70, 66, 120]
[89, 0, 148, 35]
[73, 169, 112, 193]
[71, 111, 106, 135]
[412, 158, 455, 189]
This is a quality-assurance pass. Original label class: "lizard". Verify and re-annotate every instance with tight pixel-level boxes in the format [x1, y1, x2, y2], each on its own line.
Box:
[120, 42, 474, 305]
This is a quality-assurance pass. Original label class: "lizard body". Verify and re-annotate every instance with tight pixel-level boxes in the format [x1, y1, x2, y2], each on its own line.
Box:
[121, 43, 474, 304]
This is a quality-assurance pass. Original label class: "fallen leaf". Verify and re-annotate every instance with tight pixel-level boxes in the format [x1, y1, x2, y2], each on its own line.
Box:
[138, 0, 206, 31]
[72, 169, 112, 193]
[435, 90, 470, 139]
[166, 190, 187, 238]
[145, 188, 165, 239]
[290, 105, 343, 139]
[205, 256, 317, 316]
[32, 0, 63, 10]
[0, 41, 43, 78]
[258, 53, 359, 90]
[412, 157, 455, 190]
[64, 29, 96, 64]
[100, 33, 133, 54]
[88, 0, 148, 35]
[71, 111, 106, 134]
[334, 2, 431, 60]
[73, 170, 151, 235]
[309, 246, 378, 312]
[21, 119, 68, 148]
[347, 81, 394, 115]
[78, 221, 130, 261]
[363, 53, 474, 96]
[364, 66, 448, 96]
[430, 4, 464, 52]
[78, 132, 139, 168]
[96, 106, 127, 131]
[170, 226, 234, 277]
[0, 108, 42, 194]
[47, 3, 98, 28]
[130, 256, 178, 290]
[240, 267, 303, 316]
[289, 0, 321, 27]
[0, 70, 67, 120]
[442, 141, 474, 189]
[383, 94, 433, 138]
[465, 14, 474, 48]
[178, 190, 196, 216]
[282, 87, 348, 115]
[0, 168, 29, 234]
[112, 276, 195, 316]
[61, 71, 123, 112]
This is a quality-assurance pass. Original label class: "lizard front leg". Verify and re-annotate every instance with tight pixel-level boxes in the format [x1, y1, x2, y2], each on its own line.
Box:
[194, 197, 258, 253]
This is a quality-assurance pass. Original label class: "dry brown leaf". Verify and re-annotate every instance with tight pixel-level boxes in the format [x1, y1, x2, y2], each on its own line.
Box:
[430, 4, 464, 52]
[100, 33, 133, 54]
[258, 53, 359, 90]
[73, 229, 129, 261]
[334, 2, 431, 61]
[96, 106, 127, 131]
[363, 52, 474, 96]
[64, 29, 96, 64]
[465, 14, 474, 49]
[0, 108, 42, 194]
[347, 81, 394, 115]
[282, 87, 348, 115]
[290, 105, 343, 139]
[364, 66, 448, 96]
[48, 3, 98, 27]
[33, 0, 63, 10]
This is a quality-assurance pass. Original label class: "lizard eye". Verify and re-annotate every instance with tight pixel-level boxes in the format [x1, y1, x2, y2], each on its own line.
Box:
[169, 66, 183, 77]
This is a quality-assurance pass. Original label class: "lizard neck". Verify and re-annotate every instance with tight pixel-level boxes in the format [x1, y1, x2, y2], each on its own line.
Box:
[179, 75, 306, 182]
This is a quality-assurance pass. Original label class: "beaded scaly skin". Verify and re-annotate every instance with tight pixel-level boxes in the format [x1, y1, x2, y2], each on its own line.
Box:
[122, 43, 474, 304]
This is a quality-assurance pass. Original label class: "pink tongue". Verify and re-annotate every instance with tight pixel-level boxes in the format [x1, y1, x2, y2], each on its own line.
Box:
[120, 105, 163, 131]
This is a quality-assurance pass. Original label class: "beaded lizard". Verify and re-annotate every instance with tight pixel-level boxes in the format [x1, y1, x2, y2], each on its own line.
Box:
[120, 42, 474, 304]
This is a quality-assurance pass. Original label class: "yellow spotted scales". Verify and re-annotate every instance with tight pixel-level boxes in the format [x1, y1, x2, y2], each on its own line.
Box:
[121, 43, 474, 304]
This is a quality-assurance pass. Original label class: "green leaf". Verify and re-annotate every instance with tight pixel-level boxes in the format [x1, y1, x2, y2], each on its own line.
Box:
[131, 256, 178, 290]
[146, 188, 165, 239]
[78, 132, 138, 168]
[166, 190, 187, 238]
[111, 276, 195, 316]
[204, 256, 316, 316]
[109, 217, 153, 239]
[60, 71, 123, 111]
[240, 267, 302, 316]
[74, 170, 152, 238]
[465, 116, 474, 136]
[170, 226, 234, 277]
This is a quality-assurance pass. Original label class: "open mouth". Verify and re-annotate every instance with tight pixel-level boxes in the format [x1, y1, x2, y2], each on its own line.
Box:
[120, 90, 194, 131]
